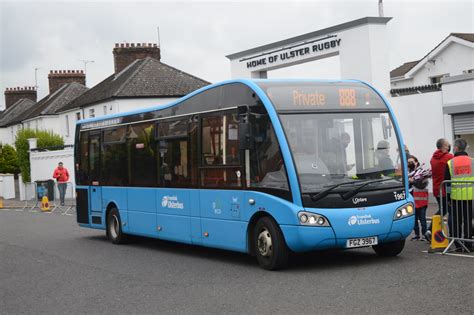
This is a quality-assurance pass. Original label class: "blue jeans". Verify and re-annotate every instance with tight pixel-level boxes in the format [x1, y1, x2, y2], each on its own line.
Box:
[58, 183, 67, 205]
[414, 206, 428, 237]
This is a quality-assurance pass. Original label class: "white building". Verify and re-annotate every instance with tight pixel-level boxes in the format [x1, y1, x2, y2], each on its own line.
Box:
[389, 33, 474, 165]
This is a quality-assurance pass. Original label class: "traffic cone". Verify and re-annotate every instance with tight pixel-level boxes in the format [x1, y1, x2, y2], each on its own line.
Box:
[428, 215, 449, 253]
[41, 196, 50, 212]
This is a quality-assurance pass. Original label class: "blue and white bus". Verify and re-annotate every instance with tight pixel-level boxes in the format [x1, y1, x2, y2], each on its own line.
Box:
[75, 79, 414, 270]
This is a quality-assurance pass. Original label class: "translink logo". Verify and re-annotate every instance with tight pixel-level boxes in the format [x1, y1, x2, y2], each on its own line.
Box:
[161, 195, 184, 209]
[348, 214, 380, 226]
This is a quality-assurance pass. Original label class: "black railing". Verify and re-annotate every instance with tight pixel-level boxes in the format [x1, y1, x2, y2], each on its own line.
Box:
[30, 144, 74, 152]
[390, 83, 441, 97]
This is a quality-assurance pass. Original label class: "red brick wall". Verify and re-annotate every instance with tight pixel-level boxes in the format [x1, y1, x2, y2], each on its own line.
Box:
[48, 70, 86, 94]
[4, 87, 37, 109]
[113, 43, 161, 74]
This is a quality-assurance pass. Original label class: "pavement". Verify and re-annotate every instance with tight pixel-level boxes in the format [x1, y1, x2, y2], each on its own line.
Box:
[0, 207, 473, 314]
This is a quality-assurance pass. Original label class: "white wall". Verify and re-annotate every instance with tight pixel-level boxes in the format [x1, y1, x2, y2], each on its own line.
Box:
[442, 75, 474, 106]
[389, 92, 445, 168]
[30, 148, 75, 198]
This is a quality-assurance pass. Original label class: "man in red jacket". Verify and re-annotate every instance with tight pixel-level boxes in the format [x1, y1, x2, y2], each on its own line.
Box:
[53, 162, 70, 206]
[426, 138, 454, 240]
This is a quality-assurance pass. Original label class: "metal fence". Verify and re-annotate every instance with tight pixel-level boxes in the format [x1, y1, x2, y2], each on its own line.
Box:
[51, 182, 75, 215]
[439, 180, 474, 254]
[22, 181, 75, 215]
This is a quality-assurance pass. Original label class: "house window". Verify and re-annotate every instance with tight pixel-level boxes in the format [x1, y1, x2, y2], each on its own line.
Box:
[89, 108, 95, 118]
[76, 112, 81, 121]
[430, 74, 449, 84]
[65, 115, 70, 137]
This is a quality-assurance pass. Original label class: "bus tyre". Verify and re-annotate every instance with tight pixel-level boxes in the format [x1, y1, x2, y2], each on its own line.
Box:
[254, 217, 289, 270]
[372, 240, 405, 257]
[107, 208, 128, 244]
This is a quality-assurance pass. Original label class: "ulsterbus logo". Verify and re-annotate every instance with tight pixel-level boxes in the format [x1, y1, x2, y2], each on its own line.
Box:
[161, 195, 184, 209]
[348, 214, 380, 226]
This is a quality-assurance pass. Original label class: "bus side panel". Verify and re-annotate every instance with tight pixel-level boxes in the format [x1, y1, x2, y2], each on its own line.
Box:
[189, 190, 202, 245]
[243, 191, 299, 225]
[127, 188, 157, 238]
[199, 189, 246, 252]
[102, 187, 129, 233]
[156, 188, 191, 243]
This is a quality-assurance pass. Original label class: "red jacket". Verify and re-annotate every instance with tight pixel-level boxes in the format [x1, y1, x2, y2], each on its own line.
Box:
[430, 150, 453, 197]
[53, 167, 70, 183]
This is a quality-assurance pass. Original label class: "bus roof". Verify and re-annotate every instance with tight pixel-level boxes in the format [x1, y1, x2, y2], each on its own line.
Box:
[77, 78, 378, 125]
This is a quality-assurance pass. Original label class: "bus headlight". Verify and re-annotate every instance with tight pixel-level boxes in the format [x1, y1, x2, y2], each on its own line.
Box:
[298, 211, 330, 226]
[393, 203, 414, 220]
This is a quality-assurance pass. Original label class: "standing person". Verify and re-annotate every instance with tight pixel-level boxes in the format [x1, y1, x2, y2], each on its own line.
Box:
[408, 156, 430, 241]
[53, 162, 70, 206]
[445, 139, 473, 251]
[427, 138, 454, 240]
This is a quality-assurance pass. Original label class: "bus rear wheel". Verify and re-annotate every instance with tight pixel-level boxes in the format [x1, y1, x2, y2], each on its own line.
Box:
[107, 208, 128, 244]
[254, 217, 289, 270]
[372, 239, 405, 257]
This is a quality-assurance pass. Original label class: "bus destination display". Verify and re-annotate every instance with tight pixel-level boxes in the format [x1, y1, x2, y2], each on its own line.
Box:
[258, 82, 387, 111]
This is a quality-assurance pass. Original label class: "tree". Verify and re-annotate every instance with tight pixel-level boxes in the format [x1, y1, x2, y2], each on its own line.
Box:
[0, 144, 20, 174]
[15, 129, 64, 183]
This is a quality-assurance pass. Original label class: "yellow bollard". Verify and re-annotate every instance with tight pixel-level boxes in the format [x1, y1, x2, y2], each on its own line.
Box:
[428, 215, 449, 253]
[41, 196, 50, 212]
[0, 197, 3, 208]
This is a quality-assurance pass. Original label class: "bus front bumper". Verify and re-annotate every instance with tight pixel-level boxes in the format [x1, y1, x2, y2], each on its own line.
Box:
[280, 216, 413, 253]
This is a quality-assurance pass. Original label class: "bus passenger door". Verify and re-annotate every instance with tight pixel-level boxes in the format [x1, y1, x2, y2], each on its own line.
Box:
[88, 133, 103, 217]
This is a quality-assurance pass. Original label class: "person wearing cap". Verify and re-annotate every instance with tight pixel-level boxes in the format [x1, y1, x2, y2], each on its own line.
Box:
[445, 138, 473, 251]
[53, 162, 70, 206]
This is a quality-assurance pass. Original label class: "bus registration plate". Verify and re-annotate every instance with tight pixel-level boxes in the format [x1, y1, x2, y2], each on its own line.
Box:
[346, 237, 378, 248]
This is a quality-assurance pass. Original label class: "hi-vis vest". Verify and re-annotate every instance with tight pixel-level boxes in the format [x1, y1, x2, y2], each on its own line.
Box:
[413, 188, 429, 208]
[448, 155, 474, 200]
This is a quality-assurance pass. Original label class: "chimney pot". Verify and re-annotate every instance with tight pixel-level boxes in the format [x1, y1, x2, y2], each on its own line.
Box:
[115, 43, 119, 47]
[4, 84, 37, 109]
[131, 43, 135, 47]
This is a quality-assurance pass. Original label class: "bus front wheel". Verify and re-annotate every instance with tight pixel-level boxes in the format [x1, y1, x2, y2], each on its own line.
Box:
[254, 217, 289, 270]
[106, 207, 128, 244]
[372, 240, 405, 257]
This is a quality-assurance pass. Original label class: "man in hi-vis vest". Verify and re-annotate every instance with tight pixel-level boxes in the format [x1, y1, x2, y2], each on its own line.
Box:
[445, 138, 473, 251]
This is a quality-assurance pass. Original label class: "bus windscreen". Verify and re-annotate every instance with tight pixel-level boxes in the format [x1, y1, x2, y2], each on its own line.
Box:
[257, 82, 386, 111]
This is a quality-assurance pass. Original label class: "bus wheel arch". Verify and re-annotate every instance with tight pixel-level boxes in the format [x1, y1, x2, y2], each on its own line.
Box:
[105, 203, 128, 244]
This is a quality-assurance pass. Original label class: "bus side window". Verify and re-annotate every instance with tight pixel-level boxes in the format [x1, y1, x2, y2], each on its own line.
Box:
[102, 126, 128, 186]
[77, 131, 89, 185]
[248, 114, 289, 192]
[128, 122, 157, 187]
[156, 118, 191, 188]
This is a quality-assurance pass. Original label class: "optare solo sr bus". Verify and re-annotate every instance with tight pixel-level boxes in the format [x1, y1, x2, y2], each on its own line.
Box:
[75, 79, 414, 270]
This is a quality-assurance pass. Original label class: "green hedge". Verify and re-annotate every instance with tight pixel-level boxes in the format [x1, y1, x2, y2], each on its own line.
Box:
[15, 129, 64, 183]
[0, 144, 20, 174]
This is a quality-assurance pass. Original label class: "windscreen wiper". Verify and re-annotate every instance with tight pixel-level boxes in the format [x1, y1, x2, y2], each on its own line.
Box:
[310, 179, 375, 202]
[341, 178, 400, 200]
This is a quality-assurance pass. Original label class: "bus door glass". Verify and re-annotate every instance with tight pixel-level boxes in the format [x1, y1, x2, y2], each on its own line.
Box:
[88, 132, 102, 213]
[199, 110, 246, 250]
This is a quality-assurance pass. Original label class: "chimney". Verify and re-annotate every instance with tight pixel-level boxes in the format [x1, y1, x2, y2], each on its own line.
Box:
[4, 86, 37, 110]
[113, 42, 161, 74]
[48, 70, 86, 94]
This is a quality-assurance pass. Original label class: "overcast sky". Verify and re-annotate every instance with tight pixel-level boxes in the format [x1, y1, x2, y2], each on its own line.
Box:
[0, 0, 472, 109]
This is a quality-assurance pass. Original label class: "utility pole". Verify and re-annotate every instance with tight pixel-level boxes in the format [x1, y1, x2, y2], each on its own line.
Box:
[378, 0, 384, 17]
[157, 26, 161, 48]
[79, 59, 95, 86]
